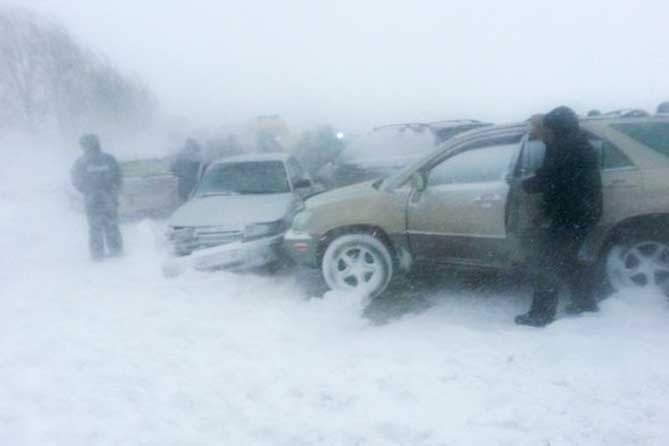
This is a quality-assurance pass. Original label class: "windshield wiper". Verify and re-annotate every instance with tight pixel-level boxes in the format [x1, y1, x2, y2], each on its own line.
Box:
[236, 190, 281, 195]
[197, 191, 239, 197]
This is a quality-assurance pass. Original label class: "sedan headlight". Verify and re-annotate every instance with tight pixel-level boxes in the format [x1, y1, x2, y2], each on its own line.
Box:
[166, 226, 194, 242]
[243, 220, 287, 241]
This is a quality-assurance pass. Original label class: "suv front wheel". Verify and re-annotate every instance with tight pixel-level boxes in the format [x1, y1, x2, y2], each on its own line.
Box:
[321, 234, 394, 298]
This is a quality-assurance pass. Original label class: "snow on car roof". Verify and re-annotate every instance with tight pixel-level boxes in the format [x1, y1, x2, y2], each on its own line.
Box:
[339, 125, 436, 162]
[210, 152, 293, 165]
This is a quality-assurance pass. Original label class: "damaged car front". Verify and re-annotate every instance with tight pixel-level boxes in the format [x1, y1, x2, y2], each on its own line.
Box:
[162, 154, 309, 276]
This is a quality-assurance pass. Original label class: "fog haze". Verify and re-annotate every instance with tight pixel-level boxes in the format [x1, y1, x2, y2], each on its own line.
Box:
[18, 0, 669, 130]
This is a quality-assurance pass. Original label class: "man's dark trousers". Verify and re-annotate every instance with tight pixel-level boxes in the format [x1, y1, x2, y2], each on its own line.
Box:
[524, 224, 597, 320]
[85, 192, 123, 260]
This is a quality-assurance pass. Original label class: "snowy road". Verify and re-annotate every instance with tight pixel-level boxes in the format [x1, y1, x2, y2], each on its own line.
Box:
[2, 152, 669, 445]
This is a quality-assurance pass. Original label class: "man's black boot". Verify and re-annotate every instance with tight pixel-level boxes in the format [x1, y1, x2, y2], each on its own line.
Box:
[515, 288, 558, 327]
[564, 301, 599, 315]
[514, 312, 554, 327]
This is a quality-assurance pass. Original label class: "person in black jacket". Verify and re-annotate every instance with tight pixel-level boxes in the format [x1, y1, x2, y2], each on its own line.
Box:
[515, 106, 603, 327]
[170, 138, 202, 202]
[71, 134, 124, 261]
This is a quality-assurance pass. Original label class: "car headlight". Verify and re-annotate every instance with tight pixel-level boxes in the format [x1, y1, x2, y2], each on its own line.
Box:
[291, 210, 312, 233]
[166, 226, 194, 242]
[243, 220, 287, 241]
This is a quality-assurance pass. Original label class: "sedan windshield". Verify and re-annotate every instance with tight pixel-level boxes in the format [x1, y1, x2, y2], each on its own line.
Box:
[195, 161, 290, 196]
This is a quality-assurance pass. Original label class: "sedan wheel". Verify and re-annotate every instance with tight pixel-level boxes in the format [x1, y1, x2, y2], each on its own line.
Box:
[605, 240, 669, 293]
[322, 234, 394, 297]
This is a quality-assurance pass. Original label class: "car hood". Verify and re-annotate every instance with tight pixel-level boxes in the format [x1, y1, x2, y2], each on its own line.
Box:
[305, 180, 377, 209]
[169, 193, 295, 229]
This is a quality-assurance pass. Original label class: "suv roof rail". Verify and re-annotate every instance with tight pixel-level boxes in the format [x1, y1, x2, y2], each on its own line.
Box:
[427, 119, 489, 128]
[373, 119, 490, 133]
[602, 109, 651, 118]
[372, 122, 430, 132]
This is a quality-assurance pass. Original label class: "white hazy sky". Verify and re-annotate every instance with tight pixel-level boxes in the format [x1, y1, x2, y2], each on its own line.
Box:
[10, 0, 669, 131]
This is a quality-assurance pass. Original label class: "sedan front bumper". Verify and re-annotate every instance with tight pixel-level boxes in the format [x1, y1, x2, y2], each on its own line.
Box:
[283, 229, 320, 268]
[162, 235, 282, 277]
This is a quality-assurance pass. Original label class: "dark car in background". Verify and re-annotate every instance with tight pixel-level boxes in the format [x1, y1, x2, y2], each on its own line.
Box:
[317, 120, 491, 188]
[66, 157, 180, 220]
[118, 158, 180, 219]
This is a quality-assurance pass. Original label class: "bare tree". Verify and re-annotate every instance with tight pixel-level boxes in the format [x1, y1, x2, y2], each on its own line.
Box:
[0, 9, 49, 131]
[0, 6, 156, 139]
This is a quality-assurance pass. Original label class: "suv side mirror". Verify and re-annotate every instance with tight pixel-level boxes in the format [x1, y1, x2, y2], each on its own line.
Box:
[411, 172, 427, 192]
[294, 178, 312, 189]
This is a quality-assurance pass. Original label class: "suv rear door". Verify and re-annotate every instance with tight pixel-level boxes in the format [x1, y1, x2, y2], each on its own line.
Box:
[406, 134, 522, 266]
[510, 128, 644, 227]
[587, 130, 644, 225]
[507, 128, 646, 265]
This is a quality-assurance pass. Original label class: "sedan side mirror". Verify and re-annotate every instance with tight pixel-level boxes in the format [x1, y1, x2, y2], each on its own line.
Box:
[411, 172, 427, 192]
[294, 178, 312, 189]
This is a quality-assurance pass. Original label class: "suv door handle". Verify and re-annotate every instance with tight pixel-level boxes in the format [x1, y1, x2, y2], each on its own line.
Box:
[473, 193, 502, 203]
[474, 193, 503, 209]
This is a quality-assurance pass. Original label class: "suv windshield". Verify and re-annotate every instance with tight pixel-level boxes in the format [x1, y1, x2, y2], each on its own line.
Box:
[195, 161, 290, 196]
[381, 135, 464, 188]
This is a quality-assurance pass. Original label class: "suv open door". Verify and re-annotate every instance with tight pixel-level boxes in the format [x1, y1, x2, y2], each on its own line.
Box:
[406, 133, 523, 267]
[504, 134, 547, 265]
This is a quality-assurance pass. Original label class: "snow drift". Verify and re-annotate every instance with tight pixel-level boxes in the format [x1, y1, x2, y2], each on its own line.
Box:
[1, 141, 669, 446]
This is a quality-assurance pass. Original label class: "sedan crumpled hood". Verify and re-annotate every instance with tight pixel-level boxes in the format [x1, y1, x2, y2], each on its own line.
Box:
[169, 193, 295, 229]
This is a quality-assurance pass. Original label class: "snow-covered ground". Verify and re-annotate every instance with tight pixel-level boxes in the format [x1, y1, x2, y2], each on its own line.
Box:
[2, 146, 669, 445]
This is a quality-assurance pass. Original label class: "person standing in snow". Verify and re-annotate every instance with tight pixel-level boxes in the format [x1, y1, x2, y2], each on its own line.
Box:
[170, 138, 202, 202]
[71, 134, 124, 261]
[515, 106, 603, 327]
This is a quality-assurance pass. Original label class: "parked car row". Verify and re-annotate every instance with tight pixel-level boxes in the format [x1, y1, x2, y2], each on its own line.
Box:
[161, 112, 669, 301]
[284, 113, 669, 297]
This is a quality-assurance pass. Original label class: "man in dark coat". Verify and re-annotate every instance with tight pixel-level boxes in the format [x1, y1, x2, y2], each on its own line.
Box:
[515, 106, 603, 327]
[170, 138, 202, 201]
[71, 134, 124, 261]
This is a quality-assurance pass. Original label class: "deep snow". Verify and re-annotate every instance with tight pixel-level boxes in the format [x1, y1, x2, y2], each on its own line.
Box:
[2, 146, 669, 446]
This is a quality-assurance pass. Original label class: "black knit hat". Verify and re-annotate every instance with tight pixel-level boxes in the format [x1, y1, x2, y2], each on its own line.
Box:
[79, 133, 100, 151]
[543, 106, 580, 136]
[657, 102, 669, 114]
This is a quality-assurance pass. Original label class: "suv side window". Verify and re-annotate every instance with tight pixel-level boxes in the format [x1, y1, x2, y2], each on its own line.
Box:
[520, 135, 633, 173]
[611, 122, 669, 157]
[587, 134, 634, 170]
[428, 142, 518, 186]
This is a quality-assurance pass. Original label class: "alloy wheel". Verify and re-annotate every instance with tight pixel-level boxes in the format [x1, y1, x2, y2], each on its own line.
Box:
[606, 241, 669, 292]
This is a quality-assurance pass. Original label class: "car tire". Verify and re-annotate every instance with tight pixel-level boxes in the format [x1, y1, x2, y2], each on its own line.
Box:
[321, 233, 394, 298]
[599, 233, 669, 297]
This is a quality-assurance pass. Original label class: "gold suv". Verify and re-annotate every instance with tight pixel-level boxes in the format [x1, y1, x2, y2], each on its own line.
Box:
[284, 113, 669, 297]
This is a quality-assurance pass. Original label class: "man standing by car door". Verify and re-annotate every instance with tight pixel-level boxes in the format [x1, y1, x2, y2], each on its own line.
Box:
[71, 134, 124, 261]
[515, 106, 603, 327]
